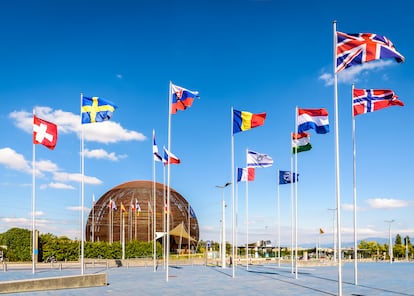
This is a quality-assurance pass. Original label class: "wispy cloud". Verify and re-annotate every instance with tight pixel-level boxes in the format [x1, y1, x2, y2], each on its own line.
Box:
[9, 106, 146, 144]
[41, 182, 76, 190]
[342, 203, 364, 212]
[53, 172, 102, 185]
[83, 148, 127, 161]
[319, 60, 395, 86]
[366, 198, 410, 209]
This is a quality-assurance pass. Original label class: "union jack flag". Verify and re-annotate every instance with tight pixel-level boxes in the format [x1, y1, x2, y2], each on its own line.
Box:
[336, 32, 404, 73]
[353, 89, 404, 116]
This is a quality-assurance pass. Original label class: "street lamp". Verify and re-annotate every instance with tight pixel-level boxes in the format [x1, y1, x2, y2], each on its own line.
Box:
[216, 182, 231, 269]
[384, 219, 395, 264]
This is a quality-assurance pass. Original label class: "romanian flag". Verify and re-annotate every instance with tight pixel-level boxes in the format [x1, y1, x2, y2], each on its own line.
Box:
[81, 96, 117, 124]
[233, 110, 266, 134]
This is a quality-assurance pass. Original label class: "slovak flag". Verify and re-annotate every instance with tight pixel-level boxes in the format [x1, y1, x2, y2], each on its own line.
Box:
[171, 82, 199, 114]
[33, 115, 58, 150]
[163, 146, 181, 165]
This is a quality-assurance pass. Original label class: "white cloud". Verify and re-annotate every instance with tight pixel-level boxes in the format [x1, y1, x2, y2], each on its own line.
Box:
[53, 172, 102, 185]
[342, 203, 364, 212]
[0, 147, 31, 173]
[366, 198, 410, 209]
[9, 106, 146, 144]
[36, 159, 59, 172]
[66, 206, 90, 212]
[48, 182, 76, 190]
[319, 60, 395, 86]
[83, 148, 127, 161]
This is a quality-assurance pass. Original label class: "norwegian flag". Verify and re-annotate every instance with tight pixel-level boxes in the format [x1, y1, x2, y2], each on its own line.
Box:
[33, 115, 58, 150]
[336, 32, 404, 73]
[353, 89, 404, 116]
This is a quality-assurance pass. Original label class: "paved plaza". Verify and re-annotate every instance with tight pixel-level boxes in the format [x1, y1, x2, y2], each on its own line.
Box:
[1, 261, 413, 295]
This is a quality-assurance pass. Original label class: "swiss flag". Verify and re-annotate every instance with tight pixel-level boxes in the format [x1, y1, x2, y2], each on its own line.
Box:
[33, 115, 58, 150]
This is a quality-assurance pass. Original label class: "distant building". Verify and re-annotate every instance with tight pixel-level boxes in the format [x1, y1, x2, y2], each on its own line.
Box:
[85, 180, 199, 253]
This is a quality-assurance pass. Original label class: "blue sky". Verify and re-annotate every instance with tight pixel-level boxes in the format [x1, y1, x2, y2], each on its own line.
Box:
[0, 0, 413, 247]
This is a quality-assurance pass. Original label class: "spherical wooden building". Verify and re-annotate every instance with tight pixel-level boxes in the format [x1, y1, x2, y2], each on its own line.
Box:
[86, 180, 199, 253]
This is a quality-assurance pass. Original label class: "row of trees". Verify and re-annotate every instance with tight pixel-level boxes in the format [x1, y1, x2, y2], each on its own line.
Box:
[358, 234, 413, 260]
[0, 228, 163, 262]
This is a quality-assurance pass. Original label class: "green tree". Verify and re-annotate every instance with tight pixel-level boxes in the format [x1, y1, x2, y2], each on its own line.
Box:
[1, 228, 31, 261]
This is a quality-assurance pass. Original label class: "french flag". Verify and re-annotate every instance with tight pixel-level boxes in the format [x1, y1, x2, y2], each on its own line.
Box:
[163, 147, 181, 165]
[237, 167, 255, 182]
[297, 108, 329, 134]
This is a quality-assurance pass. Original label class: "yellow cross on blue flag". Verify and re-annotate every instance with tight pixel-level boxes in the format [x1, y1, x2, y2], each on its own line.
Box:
[81, 96, 117, 124]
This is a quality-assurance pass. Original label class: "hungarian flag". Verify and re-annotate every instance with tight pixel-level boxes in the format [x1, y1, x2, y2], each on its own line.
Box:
[33, 115, 58, 150]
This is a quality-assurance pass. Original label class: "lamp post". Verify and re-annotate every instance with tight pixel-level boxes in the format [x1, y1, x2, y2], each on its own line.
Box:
[216, 182, 231, 269]
[328, 208, 337, 262]
[384, 219, 395, 264]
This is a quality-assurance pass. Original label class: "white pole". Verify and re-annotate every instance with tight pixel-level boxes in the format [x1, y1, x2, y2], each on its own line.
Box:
[92, 194, 95, 243]
[122, 211, 125, 260]
[277, 169, 281, 267]
[333, 20, 343, 296]
[80, 93, 85, 275]
[231, 107, 236, 278]
[246, 160, 249, 270]
[294, 108, 298, 279]
[32, 110, 36, 274]
[328, 208, 337, 262]
[352, 83, 358, 285]
[222, 190, 226, 268]
[166, 81, 172, 282]
[153, 146, 157, 272]
[290, 148, 294, 274]
[385, 220, 395, 264]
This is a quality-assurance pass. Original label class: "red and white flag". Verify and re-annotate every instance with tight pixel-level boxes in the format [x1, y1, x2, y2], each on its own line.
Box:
[33, 115, 58, 150]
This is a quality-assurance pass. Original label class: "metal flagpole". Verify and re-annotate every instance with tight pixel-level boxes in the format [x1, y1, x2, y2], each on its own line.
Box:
[92, 194, 95, 242]
[352, 83, 358, 285]
[231, 107, 236, 278]
[290, 149, 294, 274]
[188, 203, 190, 261]
[333, 20, 343, 296]
[152, 132, 157, 272]
[32, 109, 36, 274]
[80, 93, 85, 275]
[294, 107, 299, 279]
[277, 169, 281, 267]
[166, 81, 172, 282]
[245, 153, 249, 270]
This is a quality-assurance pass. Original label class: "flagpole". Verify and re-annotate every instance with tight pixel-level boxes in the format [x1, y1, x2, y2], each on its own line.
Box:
[163, 165, 166, 270]
[92, 194, 95, 242]
[294, 108, 298, 279]
[231, 107, 236, 278]
[152, 130, 157, 272]
[333, 20, 343, 296]
[188, 203, 190, 261]
[290, 149, 294, 274]
[352, 83, 358, 285]
[166, 81, 172, 282]
[235, 174, 239, 268]
[277, 169, 281, 267]
[122, 209, 125, 260]
[245, 149, 249, 271]
[80, 92, 85, 275]
[32, 109, 36, 274]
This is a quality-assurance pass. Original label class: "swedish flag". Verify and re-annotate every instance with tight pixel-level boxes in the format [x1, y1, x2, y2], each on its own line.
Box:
[81, 96, 117, 124]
